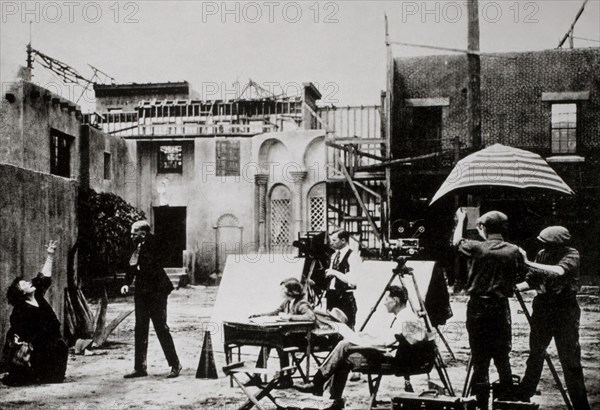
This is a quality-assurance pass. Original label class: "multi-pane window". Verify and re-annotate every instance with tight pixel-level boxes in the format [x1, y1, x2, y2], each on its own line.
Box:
[216, 140, 240, 176]
[551, 103, 577, 154]
[158, 145, 183, 173]
[50, 129, 72, 178]
[103, 152, 112, 180]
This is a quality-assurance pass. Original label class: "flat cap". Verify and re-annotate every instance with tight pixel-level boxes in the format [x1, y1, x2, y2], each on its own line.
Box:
[477, 210, 508, 226]
[537, 226, 571, 245]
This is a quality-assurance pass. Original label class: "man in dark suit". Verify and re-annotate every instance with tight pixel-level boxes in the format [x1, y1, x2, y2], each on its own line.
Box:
[326, 229, 360, 330]
[120, 220, 182, 379]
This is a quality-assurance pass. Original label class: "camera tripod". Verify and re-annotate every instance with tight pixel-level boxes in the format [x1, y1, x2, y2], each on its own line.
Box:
[462, 290, 573, 409]
[358, 257, 456, 396]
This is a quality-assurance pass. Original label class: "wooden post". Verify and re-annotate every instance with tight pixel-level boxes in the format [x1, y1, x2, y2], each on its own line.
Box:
[384, 14, 393, 243]
[453, 136, 462, 292]
[467, 0, 481, 150]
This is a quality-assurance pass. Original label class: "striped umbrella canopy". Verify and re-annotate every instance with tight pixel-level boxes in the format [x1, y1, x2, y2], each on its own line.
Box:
[430, 143, 575, 204]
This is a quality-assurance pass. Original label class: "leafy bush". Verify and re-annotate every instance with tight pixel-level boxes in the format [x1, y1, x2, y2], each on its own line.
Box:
[78, 188, 146, 282]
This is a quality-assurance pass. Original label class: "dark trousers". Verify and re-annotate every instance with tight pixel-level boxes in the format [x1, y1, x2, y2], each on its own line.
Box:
[256, 348, 290, 373]
[326, 291, 357, 330]
[134, 293, 179, 371]
[520, 295, 590, 410]
[466, 297, 513, 407]
[5, 337, 68, 385]
[320, 340, 389, 399]
[35, 338, 68, 383]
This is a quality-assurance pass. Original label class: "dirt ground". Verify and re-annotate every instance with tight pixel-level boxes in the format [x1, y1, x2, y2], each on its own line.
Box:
[1, 286, 598, 410]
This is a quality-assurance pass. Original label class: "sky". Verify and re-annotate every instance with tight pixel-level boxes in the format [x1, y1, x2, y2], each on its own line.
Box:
[1, 0, 599, 112]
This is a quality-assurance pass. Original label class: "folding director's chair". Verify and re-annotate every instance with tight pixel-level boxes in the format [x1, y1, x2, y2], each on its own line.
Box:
[355, 337, 438, 410]
[222, 361, 296, 410]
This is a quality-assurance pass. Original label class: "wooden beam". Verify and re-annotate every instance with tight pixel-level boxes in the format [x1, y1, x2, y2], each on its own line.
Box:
[337, 159, 381, 241]
[333, 137, 385, 144]
[557, 0, 589, 48]
[353, 180, 382, 200]
[356, 152, 439, 172]
[327, 203, 352, 219]
[326, 142, 386, 161]
[302, 101, 328, 130]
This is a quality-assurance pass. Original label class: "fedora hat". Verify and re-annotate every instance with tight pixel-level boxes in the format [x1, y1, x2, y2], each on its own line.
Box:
[327, 308, 348, 324]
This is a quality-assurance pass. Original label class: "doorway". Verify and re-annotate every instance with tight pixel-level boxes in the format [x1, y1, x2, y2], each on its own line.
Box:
[215, 214, 242, 274]
[153, 206, 186, 267]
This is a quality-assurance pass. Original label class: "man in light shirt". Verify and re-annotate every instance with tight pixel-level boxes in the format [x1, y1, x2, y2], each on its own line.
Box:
[326, 229, 361, 329]
[296, 286, 425, 408]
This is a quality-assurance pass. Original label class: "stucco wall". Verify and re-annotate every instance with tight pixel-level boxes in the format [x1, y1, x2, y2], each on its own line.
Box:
[131, 130, 327, 282]
[1, 81, 81, 177]
[0, 164, 77, 350]
[80, 125, 135, 202]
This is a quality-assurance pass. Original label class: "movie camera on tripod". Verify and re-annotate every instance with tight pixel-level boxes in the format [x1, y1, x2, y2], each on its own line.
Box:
[385, 219, 426, 260]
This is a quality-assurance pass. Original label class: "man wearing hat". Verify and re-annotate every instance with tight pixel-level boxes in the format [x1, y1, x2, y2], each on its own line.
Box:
[120, 220, 182, 379]
[452, 209, 526, 409]
[516, 226, 590, 409]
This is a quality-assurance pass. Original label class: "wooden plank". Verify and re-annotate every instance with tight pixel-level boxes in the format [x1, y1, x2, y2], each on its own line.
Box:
[356, 152, 439, 172]
[326, 142, 386, 161]
[353, 180, 382, 200]
[334, 138, 385, 144]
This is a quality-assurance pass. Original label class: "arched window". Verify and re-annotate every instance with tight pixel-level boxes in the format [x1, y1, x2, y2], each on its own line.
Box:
[270, 185, 292, 249]
[307, 183, 326, 232]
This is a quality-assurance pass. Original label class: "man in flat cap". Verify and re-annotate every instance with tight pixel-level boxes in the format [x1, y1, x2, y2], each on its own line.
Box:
[516, 226, 590, 409]
[452, 209, 526, 409]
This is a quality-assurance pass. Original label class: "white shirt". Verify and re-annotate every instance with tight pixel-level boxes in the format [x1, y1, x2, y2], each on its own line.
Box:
[329, 245, 361, 289]
[366, 306, 424, 348]
[335, 305, 424, 349]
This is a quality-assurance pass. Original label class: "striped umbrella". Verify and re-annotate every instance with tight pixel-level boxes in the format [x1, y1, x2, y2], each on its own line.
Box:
[430, 144, 575, 204]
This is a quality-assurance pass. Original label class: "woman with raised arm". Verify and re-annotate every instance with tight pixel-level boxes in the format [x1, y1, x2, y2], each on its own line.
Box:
[1, 240, 68, 386]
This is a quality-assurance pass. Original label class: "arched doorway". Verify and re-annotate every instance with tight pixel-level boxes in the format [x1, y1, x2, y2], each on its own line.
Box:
[214, 214, 242, 274]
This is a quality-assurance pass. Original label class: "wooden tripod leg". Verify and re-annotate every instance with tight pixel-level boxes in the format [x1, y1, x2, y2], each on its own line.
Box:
[434, 351, 455, 396]
[359, 271, 399, 331]
[463, 355, 473, 397]
[435, 325, 456, 360]
[397, 268, 457, 396]
[514, 290, 573, 410]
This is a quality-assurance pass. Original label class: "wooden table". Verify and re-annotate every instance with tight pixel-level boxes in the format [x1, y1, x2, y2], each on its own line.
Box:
[223, 320, 315, 380]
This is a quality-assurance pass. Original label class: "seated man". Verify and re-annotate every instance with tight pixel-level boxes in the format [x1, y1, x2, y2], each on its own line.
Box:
[296, 286, 425, 407]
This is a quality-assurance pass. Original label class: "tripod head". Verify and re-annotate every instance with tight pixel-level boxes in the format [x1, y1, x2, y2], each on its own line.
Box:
[392, 256, 413, 276]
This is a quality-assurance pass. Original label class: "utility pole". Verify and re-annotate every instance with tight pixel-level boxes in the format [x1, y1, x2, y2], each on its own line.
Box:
[384, 14, 393, 244]
[467, 0, 481, 150]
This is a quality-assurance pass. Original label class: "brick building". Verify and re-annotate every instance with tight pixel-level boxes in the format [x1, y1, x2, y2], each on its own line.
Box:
[390, 47, 600, 284]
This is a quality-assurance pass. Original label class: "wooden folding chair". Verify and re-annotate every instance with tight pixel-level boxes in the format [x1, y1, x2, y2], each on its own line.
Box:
[286, 328, 343, 382]
[357, 339, 438, 410]
[222, 361, 296, 410]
